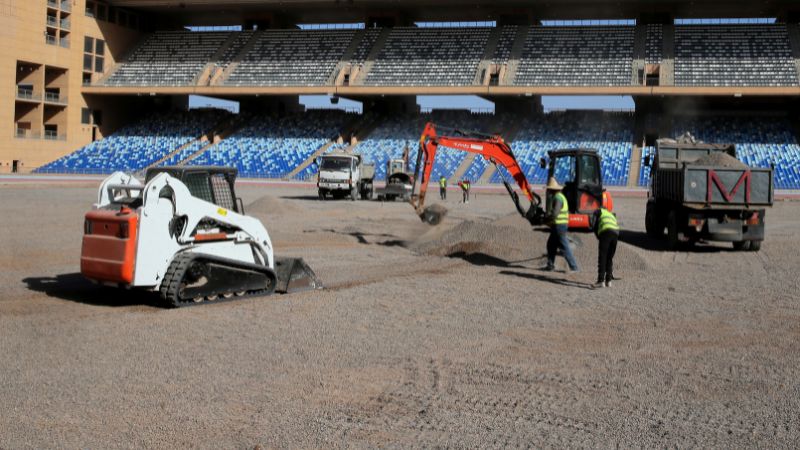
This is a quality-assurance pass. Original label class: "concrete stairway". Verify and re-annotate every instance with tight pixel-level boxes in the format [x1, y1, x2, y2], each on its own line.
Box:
[628, 145, 643, 187]
[503, 26, 530, 85]
[213, 31, 261, 85]
[473, 27, 503, 85]
[352, 28, 391, 85]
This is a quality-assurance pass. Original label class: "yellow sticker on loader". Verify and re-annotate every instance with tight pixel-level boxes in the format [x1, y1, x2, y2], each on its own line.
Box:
[217, 208, 228, 216]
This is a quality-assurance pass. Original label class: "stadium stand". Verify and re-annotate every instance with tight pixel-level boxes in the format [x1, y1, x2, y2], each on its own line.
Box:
[35, 110, 228, 173]
[671, 116, 800, 189]
[645, 24, 663, 65]
[216, 30, 256, 70]
[353, 111, 500, 180]
[638, 146, 655, 186]
[351, 28, 383, 66]
[514, 26, 635, 86]
[104, 31, 230, 86]
[188, 111, 350, 178]
[223, 30, 354, 86]
[491, 111, 634, 186]
[674, 24, 798, 87]
[293, 143, 351, 180]
[492, 25, 518, 64]
[363, 27, 491, 86]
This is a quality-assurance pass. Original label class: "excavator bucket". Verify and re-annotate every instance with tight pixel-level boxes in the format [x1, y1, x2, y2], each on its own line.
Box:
[274, 257, 323, 294]
[419, 204, 448, 225]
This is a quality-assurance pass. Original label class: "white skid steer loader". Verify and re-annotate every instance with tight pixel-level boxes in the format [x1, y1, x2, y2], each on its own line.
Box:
[80, 166, 321, 307]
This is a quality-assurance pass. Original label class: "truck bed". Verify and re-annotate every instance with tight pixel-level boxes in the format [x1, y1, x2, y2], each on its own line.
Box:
[654, 166, 773, 208]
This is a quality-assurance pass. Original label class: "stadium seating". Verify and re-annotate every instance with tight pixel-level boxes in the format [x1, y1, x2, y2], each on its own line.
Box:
[363, 27, 491, 86]
[645, 24, 663, 65]
[35, 110, 227, 173]
[674, 25, 798, 87]
[671, 116, 800, 189]
[224, 30, 354, 86]
[492, 25, 518, 64]
[353, 111, 501, 180]
[217, 30, 255, 71]
[104, 31, 230, 86]
[188, 111, 350, 178]
[158, 140, 207, 167]
[351, 28, 382, 65]
[514, 26, 635, 86]
[638, 146, 655, 186]
[491, 112, 634, 186]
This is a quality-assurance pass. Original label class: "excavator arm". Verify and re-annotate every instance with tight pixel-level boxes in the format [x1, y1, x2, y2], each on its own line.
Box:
[410, 122, 545, 225]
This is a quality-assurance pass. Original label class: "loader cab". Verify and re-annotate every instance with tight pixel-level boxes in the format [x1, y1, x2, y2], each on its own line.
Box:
[145, 166, 243, 214]
[540, 149, 605, 215]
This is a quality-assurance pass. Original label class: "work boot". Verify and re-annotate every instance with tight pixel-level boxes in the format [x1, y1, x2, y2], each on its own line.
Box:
[605, 280, 613, 288]
[593, 281, 605, 289]
[567, 267, 580, 274]
[540, 265, 555, 272]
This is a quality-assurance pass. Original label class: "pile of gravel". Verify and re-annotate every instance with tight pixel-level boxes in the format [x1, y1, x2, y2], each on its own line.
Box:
[410, 214, 649, 272]
[247, 195, 301, 215]
[692, 152, 748, 169]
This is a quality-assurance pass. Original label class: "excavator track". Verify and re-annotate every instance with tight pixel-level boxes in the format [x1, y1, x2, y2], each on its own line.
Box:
[160, 252, 277, 308]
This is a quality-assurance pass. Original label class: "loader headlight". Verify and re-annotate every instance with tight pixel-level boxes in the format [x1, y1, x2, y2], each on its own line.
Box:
[118, 222, 129, 239]
[84, 219, 93, 235]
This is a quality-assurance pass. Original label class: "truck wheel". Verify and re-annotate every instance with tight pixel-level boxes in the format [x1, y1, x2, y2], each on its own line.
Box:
[350, 187, 358, 201]
[318, 190, 326, 201]
[749, 240, 762, 252]
[666, 210, 680, 250]
[645, 203, 661, 238]
[732, 241, 750, 251]
[368, 187, 374, 200]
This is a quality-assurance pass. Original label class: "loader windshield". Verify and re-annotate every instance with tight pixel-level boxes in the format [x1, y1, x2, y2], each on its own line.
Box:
[320, 157, 351, 171]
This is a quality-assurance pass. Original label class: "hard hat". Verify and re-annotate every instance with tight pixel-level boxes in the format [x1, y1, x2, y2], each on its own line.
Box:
[545, 177, 563, 191]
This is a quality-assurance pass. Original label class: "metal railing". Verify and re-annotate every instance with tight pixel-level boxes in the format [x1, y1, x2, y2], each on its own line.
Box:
[44, 92, 66, 104]
[60, 1, 70, 12]
[47, 0, 58, 8]
[15, 129, 41, 139]
[16, 87, 40, 100]
[45, 34, 57, 45]
[60, 18, 70, 30]
[59, 37, 70, 48]
[47, 16, 58, 27]
[44, 130, 66, 141]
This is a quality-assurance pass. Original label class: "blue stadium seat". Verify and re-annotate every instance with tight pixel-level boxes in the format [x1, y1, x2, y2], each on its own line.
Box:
[188, 111, 350, 179]
[35, 109, 226, 174]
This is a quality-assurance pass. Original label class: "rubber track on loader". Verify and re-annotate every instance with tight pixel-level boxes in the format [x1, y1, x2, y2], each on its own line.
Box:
[160, 252, 277, 308]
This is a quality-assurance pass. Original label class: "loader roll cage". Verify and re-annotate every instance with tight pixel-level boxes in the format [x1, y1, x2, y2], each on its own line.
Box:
[145, 166, 244, 214]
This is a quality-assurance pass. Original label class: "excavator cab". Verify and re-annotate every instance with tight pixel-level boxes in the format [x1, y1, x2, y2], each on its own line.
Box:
[541, 149, 611, 229]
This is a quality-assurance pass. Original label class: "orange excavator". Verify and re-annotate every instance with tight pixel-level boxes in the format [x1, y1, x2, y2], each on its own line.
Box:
[410, 122, 613, 228]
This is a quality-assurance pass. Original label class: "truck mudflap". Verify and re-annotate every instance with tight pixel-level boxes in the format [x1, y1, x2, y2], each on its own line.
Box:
[274, 257, 323, 294]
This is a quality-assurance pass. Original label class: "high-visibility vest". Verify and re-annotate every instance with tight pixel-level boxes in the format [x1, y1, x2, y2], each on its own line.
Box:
[439, 178, 447, 188]
[597, 208, 620, 234]
[554, 192, 569, 225]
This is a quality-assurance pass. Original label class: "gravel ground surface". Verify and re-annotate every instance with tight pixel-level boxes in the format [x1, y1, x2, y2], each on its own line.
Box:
[1, 184, 799, 448]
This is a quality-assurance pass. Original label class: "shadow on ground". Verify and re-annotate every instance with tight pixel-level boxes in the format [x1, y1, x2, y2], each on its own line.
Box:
[499, 270, 596, 290]
[23, 273, 162, 308]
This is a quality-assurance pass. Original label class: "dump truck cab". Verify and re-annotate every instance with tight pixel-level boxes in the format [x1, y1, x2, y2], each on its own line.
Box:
[540, 148, 611, 229]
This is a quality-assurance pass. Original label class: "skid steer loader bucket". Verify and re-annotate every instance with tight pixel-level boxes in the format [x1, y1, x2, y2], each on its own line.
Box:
[274, 257, 323, 294]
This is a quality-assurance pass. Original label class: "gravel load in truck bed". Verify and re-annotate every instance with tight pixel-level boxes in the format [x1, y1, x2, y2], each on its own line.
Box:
[691, 151, 749, 169]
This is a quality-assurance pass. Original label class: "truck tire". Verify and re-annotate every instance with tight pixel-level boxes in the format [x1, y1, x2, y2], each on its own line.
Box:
[749, 240, 762, 252]
[318, 190, 326, 201]
[350, 186, 358, 201]
[666, 210, 680, 250]
[732, 241, 750, 251]
[645, 203, 661, 238]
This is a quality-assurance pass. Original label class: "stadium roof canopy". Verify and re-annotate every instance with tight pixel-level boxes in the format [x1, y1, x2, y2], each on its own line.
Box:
[108, 0, 800, 24]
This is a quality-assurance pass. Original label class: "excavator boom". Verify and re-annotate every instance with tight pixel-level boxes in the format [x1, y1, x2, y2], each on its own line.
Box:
[410, 122, 544, 225]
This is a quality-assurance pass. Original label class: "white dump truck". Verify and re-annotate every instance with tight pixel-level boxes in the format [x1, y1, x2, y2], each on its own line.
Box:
[317, 152, 375, 200]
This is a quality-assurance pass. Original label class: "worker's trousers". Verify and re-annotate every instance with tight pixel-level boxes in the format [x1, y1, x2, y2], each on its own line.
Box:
[462, 190, 470, 203]
[546, 224, 579, 271]
[597, 230, 618, 283]
[440, 187, 446, 200]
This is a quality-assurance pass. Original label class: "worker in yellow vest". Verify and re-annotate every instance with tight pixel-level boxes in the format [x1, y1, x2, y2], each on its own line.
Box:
[439, 176, 447, 200]
[592, 206, 620, 288]
[459, 179, 471, 203]
[542, 177, 579, 273]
